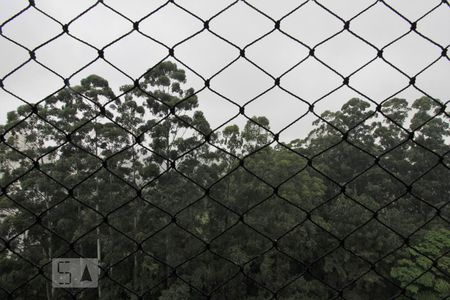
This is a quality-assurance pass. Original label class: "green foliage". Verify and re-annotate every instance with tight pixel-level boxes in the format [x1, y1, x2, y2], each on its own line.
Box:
[0, 62, 449, 299]
[391, 228, 450, 299]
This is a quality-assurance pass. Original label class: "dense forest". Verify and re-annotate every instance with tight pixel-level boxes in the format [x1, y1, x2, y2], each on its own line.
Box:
[0, 62, 449, 299]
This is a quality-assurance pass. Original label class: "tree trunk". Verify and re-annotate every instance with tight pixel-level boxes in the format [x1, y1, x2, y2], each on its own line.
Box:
[96, 203, 101, 299]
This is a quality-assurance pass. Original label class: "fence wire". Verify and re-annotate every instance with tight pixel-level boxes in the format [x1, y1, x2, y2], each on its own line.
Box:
[0, 0, 449, 299]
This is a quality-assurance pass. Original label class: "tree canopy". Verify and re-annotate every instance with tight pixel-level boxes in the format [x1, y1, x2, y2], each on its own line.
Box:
[0, 61, 449, 299]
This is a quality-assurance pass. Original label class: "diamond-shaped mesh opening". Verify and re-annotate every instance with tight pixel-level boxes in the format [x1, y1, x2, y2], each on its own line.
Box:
[0, 251, 41, 295]
[210, 1, 273, 48]
[139, 3, 202, 48]
[69, 3, 131, 49]
[247, 31, 309, 78]
[243, 145, 308, 187]
[105, 251, 166, 294]
[384, 32, 442, 76]
[75, 169, 137, 213]
[5, 169, 66, 214]
[416, 60, 448, 100]
[212, 58, 273, 106]
[311, 195, 373, 240]
[313, 141, 375, 185]
[244, 248, 307, 292]
[177, 196, 238, 242]
[105, 144, 161, 186]
[282, 1, 342, 47]
[309, 246, 371, 290]
[108, 198, 170, 242]
[38, 143, 102, 188]
[177, 251, 239, 294]
[352, 2, 410, 48]
[345, 166, 406, 210]
[417, 3, 450, 46]
[279, 220, 339, 265]
[389, 219, 450, 300]
[176, 31, 237, 79]
[3, 113, 64, 160]
[70, 117, 132, 158]
[194, 90, 237, 130]
[1, 7, 61, 49]
[0, 1, 448, 298]
[245, 87, 310, 134]
[41, 196, 102, 242]
[377, 194, 436, 237]
[37, 34, 97, 78]
[142, 223, 204, 267]
[282, 58, 342, 102]
[0, 38, 29, 79]
[278, 168, 329, 211]
[345, 218, 405, 262]
[412, 164, 450, 208]
[245, 195, 306, 240]
[105, 32, 167, 79]
[3, 61, 63, 104]
[379, 139, 440, 184]
[69, 58, 133, 95]
[209, 167, 273, 214]
[37, 88, 101, 131]
[316, 96, 376, 134]
[0, 197, 36, 241]
[211, 223, 271, 265]
[351, 58, 409, 101]
[316, 31, 376, 77]
[141, 169, 204, 214]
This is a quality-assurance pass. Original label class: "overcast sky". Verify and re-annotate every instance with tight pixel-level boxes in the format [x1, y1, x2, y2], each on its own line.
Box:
[0, 0, 448, 141]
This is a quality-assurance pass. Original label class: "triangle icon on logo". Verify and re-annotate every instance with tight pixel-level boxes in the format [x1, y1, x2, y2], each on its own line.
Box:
[80, 264, 92, 282]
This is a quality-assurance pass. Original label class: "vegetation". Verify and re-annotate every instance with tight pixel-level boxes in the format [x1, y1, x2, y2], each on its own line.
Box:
[0, 62, 449, 299]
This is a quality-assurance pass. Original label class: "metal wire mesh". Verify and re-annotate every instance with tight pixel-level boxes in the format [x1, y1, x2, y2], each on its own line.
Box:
[0, 0, 449, 299]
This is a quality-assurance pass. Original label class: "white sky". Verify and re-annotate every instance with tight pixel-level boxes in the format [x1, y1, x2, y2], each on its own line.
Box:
[0, 0, 449, 141]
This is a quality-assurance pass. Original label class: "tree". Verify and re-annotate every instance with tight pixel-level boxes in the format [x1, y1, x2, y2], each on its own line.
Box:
[1, 64, 449, 299]
[391, 227, 450, 299]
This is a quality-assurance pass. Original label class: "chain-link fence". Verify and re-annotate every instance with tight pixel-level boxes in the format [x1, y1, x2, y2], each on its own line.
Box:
[0, 0, 449, 299]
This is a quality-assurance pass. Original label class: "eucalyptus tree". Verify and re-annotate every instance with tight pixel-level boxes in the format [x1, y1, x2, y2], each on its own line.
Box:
[1, 62, 449, 299]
